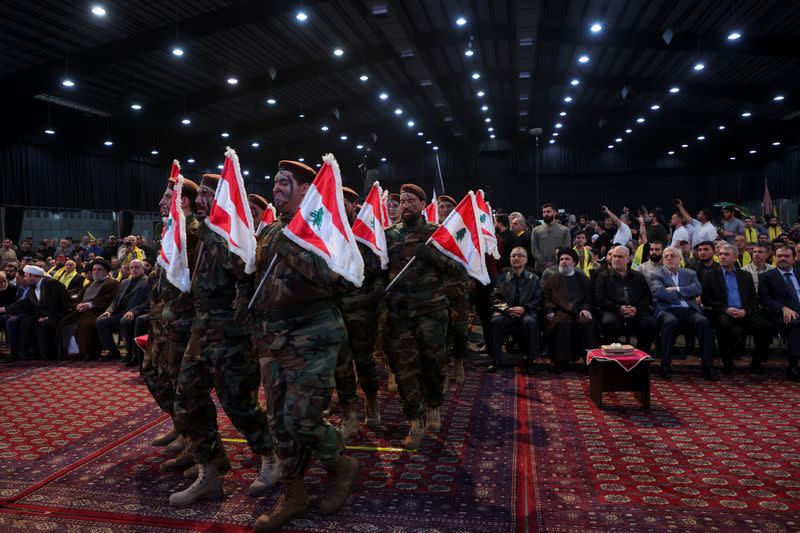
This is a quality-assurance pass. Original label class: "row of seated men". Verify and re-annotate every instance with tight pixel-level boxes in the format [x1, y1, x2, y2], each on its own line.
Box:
[0, 258, 149, 364]
[489, 242, 800, 383]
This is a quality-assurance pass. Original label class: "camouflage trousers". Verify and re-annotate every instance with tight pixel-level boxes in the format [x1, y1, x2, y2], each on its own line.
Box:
[334, 305, 379, 409]
[384, 308, 448, 420]
[173, 317, 271, 464]
[254, 306, 347, 481]
[446, 286, 470, 362]
[141, 314, 191, 416]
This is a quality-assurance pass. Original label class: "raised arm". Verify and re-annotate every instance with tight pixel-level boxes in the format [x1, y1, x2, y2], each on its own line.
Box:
[675, 199, 693, 224]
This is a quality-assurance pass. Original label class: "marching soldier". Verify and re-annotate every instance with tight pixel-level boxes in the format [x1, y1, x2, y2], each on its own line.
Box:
[439, 194, 470, 384]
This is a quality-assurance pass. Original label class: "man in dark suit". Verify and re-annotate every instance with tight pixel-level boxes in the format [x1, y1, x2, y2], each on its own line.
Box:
[489, 246, 541, 374]
[0, 265, 71, 359]
[96, 259, 150, 365]
[495, 214, 516, 269]
[758, 245, 800, 381]
[702, 243, 773, 375]
[650, 247, 716, 380]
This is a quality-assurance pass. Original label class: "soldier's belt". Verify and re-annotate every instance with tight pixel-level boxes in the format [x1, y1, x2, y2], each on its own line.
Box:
[263, 300, 334, 322]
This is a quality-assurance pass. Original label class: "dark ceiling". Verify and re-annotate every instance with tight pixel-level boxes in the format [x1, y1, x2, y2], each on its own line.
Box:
[3, 0, 800, 181]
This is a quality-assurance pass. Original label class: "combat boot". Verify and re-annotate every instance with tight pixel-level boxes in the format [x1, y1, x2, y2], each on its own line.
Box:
[253, 478, 309, 532]
[426, 407, 442, 432]
[164, 435, 186, 454]
[183, 446, 231, 479]
[387, 372, 398, 392]
[364, 391, 381, 428]
[454, 359, 465, 384]
[340, 405, 359, 439]
[249, 452, 283, 496]
[402, 418, 425, 449]
[318, 455, 360, 514]
[159, 449, 195, 473]
[151, 427, 179, 447]
[169, 463, 224, 507]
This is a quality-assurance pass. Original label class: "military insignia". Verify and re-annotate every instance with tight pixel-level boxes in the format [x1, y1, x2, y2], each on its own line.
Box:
[455, 227, 467, 242]
[309, 207, 325, 230]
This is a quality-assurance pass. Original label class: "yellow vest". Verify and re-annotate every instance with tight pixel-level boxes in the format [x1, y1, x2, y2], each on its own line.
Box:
[574, 247, 593, 276]
[633, 244, 645, 267]
[768, 226, 783, 241]
[745, 227, 758, 244]
[58, 270, 80, 289]
[737, 251, 752, 268]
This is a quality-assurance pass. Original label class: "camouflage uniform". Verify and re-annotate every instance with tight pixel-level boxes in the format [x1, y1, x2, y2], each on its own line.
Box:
[172, 224, 271, 464]
[334, 242, 385, 409]
[251, 215, 348, 480]
[445, 267, 470, 362]
[142, 213, 200, 417]
[384, 219, 453, 420]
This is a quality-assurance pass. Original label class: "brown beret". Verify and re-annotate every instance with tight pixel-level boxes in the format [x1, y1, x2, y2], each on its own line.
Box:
[387, 193, 400, 202]
[342, 187, 359, 202]
[248, 194, 268, 210]
[400, 183, 426, 202]
[438, 195, 456, 206]
[180, 179, 199, 201]
[201, 174, 221, 189]
[278, 160, 317, 183]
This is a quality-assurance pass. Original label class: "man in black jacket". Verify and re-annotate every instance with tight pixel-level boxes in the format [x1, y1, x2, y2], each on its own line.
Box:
[489, 247, 541, 374]
[0, 265, 70, 359]
[757, 245, 800, 381]
[702, 244, 773, 375]
[595, 246, 656, 350]
[96, 259, 150, 365]
[495, 214, 516, 269]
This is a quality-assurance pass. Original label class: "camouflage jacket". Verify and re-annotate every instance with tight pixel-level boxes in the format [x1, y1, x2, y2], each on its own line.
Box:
[252, 215, 349, 315]
[338, 241, 386, 314]
[149, 213, 201, 319]
[385, 217, 458, 316]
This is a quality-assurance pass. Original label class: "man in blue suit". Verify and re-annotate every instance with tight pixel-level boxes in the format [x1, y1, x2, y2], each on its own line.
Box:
[758, 245, 800, 382]
[650, 247, 717, 380]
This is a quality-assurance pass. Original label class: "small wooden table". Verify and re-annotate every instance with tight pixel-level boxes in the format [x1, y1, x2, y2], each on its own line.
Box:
[588, 357, 651, 409]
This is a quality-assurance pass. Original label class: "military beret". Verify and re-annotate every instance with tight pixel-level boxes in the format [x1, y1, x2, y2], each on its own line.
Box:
[248, 194, 268, 210]
[278, 160, 317, 183]
[180, 179, 199, 201]
[387, 193, 400, 202]
[342, 187, 359, 202]
[556, 247, 579, 263]
[201, 174, 221, 190]
[400, 183, 426, 202]
[438, 195, 456, 206]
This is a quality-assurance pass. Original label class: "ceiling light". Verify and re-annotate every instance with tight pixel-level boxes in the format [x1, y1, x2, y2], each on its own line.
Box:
[697, 135, 705, 141]
[555, 122, 563, 129]
[650, 104, 661, 110]
[406, 120, 415, 127]
[298, 157, 305, 162]
[333, 48, 344, 57]
[426, 140, 432, 144]
[91, 5, 106, 16]
[636, 117, 645, 123]
[563, 96, 573, 103]
[476, 90, 485, 97]
[749, 149, 757, 154]
[150, 149, 158, 155]
[772, 141, 781, 146]
[464, 49, 474, 57]
[130, 103, 142, 110]
[44, 128, 55, 135]
[456, 16, 467, 26]
[481, 105, 488, 111]
[668, 151, 675, 155]
[433, 146, 439, 151]
[340, 135, 348, 141]
[549, 139, 556, 145]
[741, 111, 751, 117]
[578, 55, 590, 63]
[590, 22, 603, 33]
[729, 156, 736, 160]
[251, 142, 260, 148]
[718, 125, 726, 130]
[570, 78, 580, 86]
[559, 111, 567, 117]
[381, 157, 387, 162]
[727, 31, 741, 41]
[264, 175, 271, 180]
[394, 108, 403, 115]
[316, 164, 321, 168]
[266, 98, 277, 105]
[681, 144, 688, 148]
[103, 140, 113, 147]
[773, 95, 785, 102]
[181, 118, 191, 125]
[172, 47, 184, 57]
[669, 86, 680, 94]
[243, 170, 250, 176]
[359, 74, 369, 82]
[356, 144, 363, 149]
[417, 131, 424, 136]
[187, 158, 195, 163]
[227, 77, 238, 85]
[321, 125, 329, 131]
[298, 113, 305, 118]
[552, 132, 559, 137]
[296, 10, 308, 21]
[615, 137, 622, 142]
[608, 145, 614, 149]
[220, 132, 230, 138]
[693, 62, 705, 71]
[487, 127, 494, 132]
[485, 117, 491, 123]
[61, 78, 75, 87]
[379, 92, 389, 100]
[217, 164, 224, 170]
[471, 72, 481, 80]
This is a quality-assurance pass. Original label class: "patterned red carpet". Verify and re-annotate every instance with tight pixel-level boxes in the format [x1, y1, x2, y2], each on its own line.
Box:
[0, 359, 798, 532]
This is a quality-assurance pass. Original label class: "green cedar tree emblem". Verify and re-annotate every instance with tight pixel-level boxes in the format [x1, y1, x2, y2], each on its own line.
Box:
[480, 213, 487, 223]
[455, 227, 467, 242]
[309, 207, 325, 230]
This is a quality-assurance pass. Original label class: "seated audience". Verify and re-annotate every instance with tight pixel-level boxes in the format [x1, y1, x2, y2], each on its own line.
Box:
[0, 238, 18, 266]
[733, 234, 751, 267]
[120, 235, 145, 265]
[96, 259, 149, 365]
[573, 231, 594, 276]
[702, 244, 773, 374]
[743, 243, 774, 291]
[690, 241, 719, 282]
[53, 259, 86, 298]
[637, 240, 665, 281]
[758, 245, 800, 382]
[489, 247, 541, 375]
[767, 216, 783, 241]
[650, 247, 716, 380]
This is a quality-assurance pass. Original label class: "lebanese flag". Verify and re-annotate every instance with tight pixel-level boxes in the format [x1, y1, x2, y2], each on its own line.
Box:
[428, 191, 490, 285]
[283, 153, 365, 286]
[423, 190, 438, 224]
[475, 189, 500, 259]
[206, 147, 257, 274]
[352, 181, 389, 269]
[763, 178, 774, 216]
[157, 160, 191, 292]
[380, 189, 391, 228]
[256, 203, 277, 234]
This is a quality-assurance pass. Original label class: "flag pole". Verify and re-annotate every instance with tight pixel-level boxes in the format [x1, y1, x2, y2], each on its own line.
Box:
[384, 236, 433, 293]
[188, 242, 205, 288]
[434, 152, 445, 194]
[248, 254, 279, 310]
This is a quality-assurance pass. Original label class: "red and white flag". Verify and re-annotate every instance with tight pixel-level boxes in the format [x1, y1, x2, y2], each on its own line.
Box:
[256, 203, 277, 234]
[206, 147, 257, 274]
[352, 181, 389, 269]
[475, 189, 500, 259]
[283, 153, 364, 286]
[763, 178, 774, 216]
[157, 160, 191, 292]
[380, 189, 391, 228]
[429, 191, 490, 285]
[423, 190, 439, 224]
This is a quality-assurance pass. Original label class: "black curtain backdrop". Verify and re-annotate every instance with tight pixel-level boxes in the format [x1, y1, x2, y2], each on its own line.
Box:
[3, 207, 24, 243]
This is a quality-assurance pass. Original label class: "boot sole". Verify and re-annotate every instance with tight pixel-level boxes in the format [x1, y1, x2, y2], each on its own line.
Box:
[169, 486, 224, 507]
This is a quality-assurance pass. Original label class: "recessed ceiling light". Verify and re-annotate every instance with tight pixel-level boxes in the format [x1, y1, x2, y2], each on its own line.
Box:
[490, 134, 496, 139]
[426, 140, 432, 144]
[563, 96, 573, 103]
[559, 111, 567, 117]
[668, 151, 675, 155]
[570, 79, 580, 86]
[298, 157, 305, 162]
[379, 92, 389, 100]
[650, 104, 660, 110]
[61, 78, 75, 87]
[130, 103, 142, 110]
[481, 105, 488, 111]
[298, 113, 305, 118]
[729, 156, 736, 160]
[693, 62, 705, 71]
[381, 157, 387, 162]
[44, 128, 55, 135]
[187, 158, 195, 163]
[104, 140, 113, 147]
[218, 164, 224, 170]
[356, 144, 363, 149]
[636, 117, 645, 123]
[181, 118, 191, 125]
[549, 139, 556, 144]
[741, 111, 751, 117]
[433, 146, 439, 151]
[456, 16, 467, 26]
[251, 142, 260, 148]
[476, 90, 485, 97]
[718, 125, 726, 130]
[772, 141, 781, 146]
[697, 135, 705, 141]
[150, 149, 158, 155]
[221, 132, 230, 138]
[485, 117, 491, 123]
[487, 127, 494, 132]
[552, 132, 559, 137]
[243, 170, 250, 176]
[394, 108, 403, 115]
[749, 149, 757, 154]
[333, 48, 344, 57]
[296, 10, 308, 21]
[578, 55, 590, 63]
[464, 49, 474, 57]
[471, 72, 481, 80]
[615, 137, 622, 142]
[266, 98, 277, 105]
[417, 131, 424, 136]
[625, 129, 632, 134]
[321, 125, 329, 131]
[608, 145, 614, 149]
[227, 77, 238, 85]
[340, 135, 348, 141]
[727, 31, 741, 41]
[681, 144, 688, 148]
[406, 120, 415, 127]
[316, 163, 321, 168]
[91, 5, 106, 16]
[669, 86, 680, 94]
[773, 95, 785, 101]
[555, 123, 563, 129]
[172, 47, 184, 57]
[359, 74, 369, 82]
[264, 175, 271, 180]
[590, 22, 603, 33]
